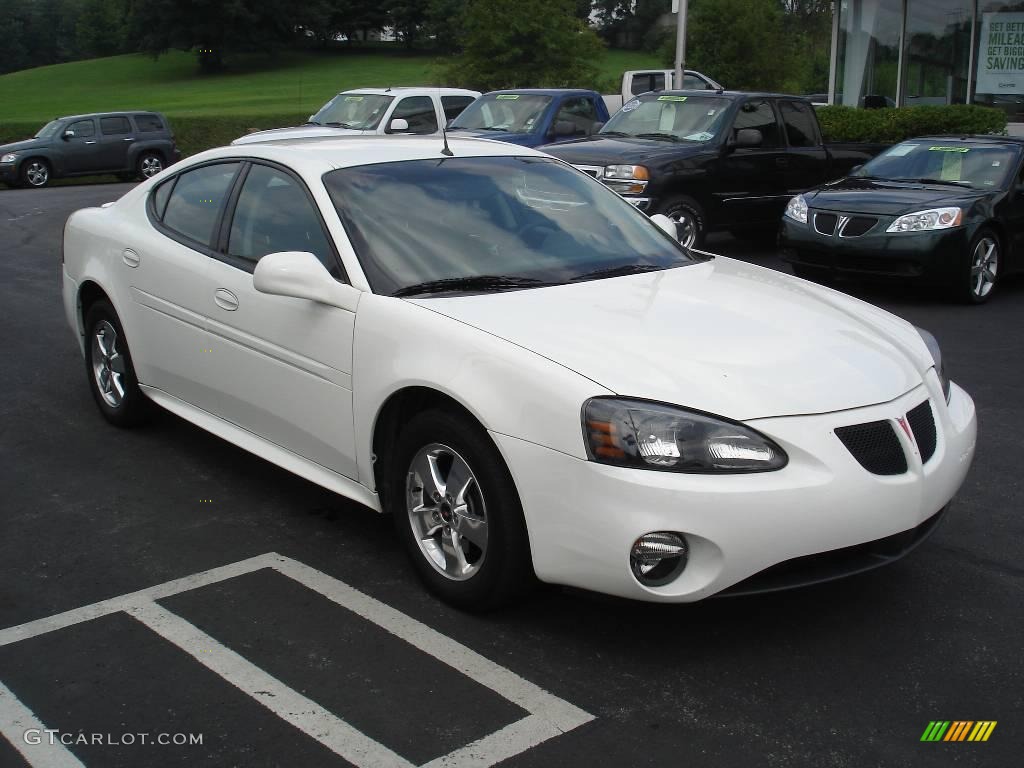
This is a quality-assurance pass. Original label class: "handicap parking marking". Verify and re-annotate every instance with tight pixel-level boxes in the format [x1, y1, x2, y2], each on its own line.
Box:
[0, 553, 594, 768]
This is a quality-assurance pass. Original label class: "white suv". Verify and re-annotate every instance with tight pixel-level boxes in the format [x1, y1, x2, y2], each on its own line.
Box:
[233, 87, 480, 145]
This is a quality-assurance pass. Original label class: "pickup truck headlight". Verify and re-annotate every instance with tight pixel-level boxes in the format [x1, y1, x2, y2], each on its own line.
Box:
[0, 153, 17, 163]
[916, 327, 951, 401]
[604, 165, 649, 181]
[886, 207, 962, 233]
[584, 397, 788, 473]
[784, 194, 808, 224]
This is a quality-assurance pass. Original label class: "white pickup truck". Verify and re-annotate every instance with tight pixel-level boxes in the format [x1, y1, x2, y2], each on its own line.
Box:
[602, 69, 723, 114]
[233, 87, 481, 145]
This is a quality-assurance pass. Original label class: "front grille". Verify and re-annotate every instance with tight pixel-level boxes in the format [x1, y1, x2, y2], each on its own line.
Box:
[573, 165, 602, 179]
[839, 216, 878, 237]
[906, 400, 937, 463]
[835, 421, 908, 475]
[813, 212, 837, 235]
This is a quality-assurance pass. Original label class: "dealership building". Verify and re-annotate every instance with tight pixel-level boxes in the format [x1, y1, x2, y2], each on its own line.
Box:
[829, 0, 1024, 123]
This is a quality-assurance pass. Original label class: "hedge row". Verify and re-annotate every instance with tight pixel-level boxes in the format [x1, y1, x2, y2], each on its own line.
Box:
[0, 104, 1010, 168]
[817, 104, 1007, 144]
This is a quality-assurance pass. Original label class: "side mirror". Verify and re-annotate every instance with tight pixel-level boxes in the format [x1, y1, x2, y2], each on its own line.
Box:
[62, 130, 75, 140]
[388, 118, 410, 133]
[734, 128, 763, 148]
[253, 251, 357, 311]
[649, 213, 678, 239]
[551, 120, 577, 137]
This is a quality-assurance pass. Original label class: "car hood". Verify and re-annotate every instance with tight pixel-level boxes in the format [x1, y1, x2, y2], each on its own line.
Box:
[806, 177, 986, 214]
[232, 125, 365, 145]
[447, 129, 538, 146]
[542, 136, 704, 167]
[411, 257, 931, 420]
[0, 138, 45, 154]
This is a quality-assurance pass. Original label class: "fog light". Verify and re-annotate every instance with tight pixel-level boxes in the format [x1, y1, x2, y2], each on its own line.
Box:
[630, 532, 688, 587]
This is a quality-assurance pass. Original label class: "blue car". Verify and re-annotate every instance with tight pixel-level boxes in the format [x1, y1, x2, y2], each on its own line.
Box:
[447, 89, 610, 147]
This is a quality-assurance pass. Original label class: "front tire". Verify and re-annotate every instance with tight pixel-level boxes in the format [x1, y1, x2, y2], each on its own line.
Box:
[960, 228, 1000, 304]
[388, 409, 534, 610]
[657, 196, 705, 249]
[83, 300, 150, 427]
[20, 158, 50, 188]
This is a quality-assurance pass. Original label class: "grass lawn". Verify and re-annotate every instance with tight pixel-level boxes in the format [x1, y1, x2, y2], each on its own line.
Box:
[0, 47, 664, 124]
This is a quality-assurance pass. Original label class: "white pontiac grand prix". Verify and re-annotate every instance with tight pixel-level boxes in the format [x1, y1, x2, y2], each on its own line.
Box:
[61, 136, 977, 609]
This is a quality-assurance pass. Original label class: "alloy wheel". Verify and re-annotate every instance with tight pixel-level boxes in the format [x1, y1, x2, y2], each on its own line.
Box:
[140, 156, 163, 178]
[91, 320, 127, 407]
[665, 207, 698, 248]
[406, 443, 488, 581]
[25, 161, 49, 187]
[970, 236, 999, 300]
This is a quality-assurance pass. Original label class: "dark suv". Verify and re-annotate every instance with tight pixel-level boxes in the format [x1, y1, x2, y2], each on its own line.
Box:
[0, 111, 181, 188]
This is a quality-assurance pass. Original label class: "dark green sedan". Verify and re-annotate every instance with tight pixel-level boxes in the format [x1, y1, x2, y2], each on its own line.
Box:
[779, 136, 1024, 304]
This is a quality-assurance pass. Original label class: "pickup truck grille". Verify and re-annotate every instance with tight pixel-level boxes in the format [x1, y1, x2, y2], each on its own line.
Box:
[812, 211, 878, 238]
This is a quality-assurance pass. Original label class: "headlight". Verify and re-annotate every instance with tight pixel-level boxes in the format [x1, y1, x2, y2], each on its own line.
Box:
[886, 207, 962, 233]
[583, 398, 788, 473]
[784, 194, 808, 224]
[604, 164, 649, 180]
[916, 327, 951, 401]
[0, 153, 16, 163]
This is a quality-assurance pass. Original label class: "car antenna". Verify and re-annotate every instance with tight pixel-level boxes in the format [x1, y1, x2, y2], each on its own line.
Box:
[439, 86, 454, 157]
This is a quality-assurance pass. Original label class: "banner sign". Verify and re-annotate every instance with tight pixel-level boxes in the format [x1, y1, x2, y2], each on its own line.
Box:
[977, 12, 1024, 94]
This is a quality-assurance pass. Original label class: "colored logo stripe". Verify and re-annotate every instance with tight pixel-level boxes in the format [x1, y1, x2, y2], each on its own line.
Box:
[920, 721, 996, 742]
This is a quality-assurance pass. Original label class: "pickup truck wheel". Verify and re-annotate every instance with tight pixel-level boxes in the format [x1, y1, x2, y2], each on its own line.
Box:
[20, 159, 51, 188]
[658, 196, 704, 248]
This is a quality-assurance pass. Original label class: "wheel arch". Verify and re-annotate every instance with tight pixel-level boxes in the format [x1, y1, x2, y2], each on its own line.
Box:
[76, 280, 114, 340]
[18, 154, 53, 182]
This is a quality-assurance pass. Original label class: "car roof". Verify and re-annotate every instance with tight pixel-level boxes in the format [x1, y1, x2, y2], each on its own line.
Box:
[636, 90, 809, 101]
[338, 87, 480, 97]
[904, 135, 1024, 147]
[58, 111, 161, 121]
[187, 135, 546, 176]
[484, 88, 596, 97]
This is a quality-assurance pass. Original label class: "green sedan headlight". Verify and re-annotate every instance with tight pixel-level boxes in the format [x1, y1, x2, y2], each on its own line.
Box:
[583, 398, 788, 473]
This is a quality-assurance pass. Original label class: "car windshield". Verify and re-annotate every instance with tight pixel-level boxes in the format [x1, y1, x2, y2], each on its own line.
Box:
[601, 95, 729, 142]
[449, 94, 553, 134]
[853, 142, 1019, 189]
[324, 156, 694, 296]
[310, 94, 394, 130]
[34, 120, 62, 138]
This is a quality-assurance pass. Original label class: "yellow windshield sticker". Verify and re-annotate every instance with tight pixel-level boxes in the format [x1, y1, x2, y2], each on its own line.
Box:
[495, 94, 521, 100]
[929, 146, 970, 152]
[657, 95, 688, 102]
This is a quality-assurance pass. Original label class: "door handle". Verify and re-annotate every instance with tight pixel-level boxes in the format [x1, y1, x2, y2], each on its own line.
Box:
[121, 248, 140, 268]
[214, 288, 239, 311]
[85, 140, 97, 145]
[123, 137, 134, 142]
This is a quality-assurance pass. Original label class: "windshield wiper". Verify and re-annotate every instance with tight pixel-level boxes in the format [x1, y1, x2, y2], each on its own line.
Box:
[570, 263, 676, 282]
[894, 177, 973, 187]
[324, 121, 355, 128]
[302, 121, 322, 126]
[480, 126, 510, 132]
[392, 275, 556, 298]
[636, 132, 681, 142]
[599, 130, 630, 137]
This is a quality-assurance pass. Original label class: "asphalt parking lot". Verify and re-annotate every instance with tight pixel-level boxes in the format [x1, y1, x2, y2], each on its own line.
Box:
[1, 183, 1021, 768]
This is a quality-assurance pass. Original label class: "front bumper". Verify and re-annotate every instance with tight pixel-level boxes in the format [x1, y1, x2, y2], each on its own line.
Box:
[0, 163, 17, 184]
[779, 216, 970, 282]
[493, 375, 976, 602]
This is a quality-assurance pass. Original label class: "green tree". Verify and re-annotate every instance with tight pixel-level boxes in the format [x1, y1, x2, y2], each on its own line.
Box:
[128, 0, 297, 73]
[445, 0, 606, 91]
[424, 0, 468, 53]
[659, 0, 790, 91]
[76, 0, 127, 58]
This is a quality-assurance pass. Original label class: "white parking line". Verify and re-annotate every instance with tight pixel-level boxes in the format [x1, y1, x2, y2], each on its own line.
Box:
[0, 680, 86, 768]
[0, 553, 594, 768]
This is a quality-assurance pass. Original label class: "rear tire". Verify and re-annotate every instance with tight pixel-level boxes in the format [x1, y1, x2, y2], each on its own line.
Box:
[83, 300, 151, 427]
[137, 152, 164, 180]
[388, 408, 534, 610]
[20, 158, 50, 188]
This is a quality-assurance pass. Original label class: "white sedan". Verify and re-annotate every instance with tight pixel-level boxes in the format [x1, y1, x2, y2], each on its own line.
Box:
[61, 137, 977, 609]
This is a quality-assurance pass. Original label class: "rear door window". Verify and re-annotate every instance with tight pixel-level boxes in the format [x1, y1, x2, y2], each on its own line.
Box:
[779, 101, 819, 147]
[100, 116, 132, 135]
[161, 163, 240, 248]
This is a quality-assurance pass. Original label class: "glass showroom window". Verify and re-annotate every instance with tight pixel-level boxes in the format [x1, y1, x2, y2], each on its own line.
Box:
[835, 0, 903, 107]
[903, 0, 974, 106]
[974, 1, 1024, 122]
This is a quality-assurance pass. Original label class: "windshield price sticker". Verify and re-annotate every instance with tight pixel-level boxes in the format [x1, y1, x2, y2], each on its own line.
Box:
[657, 95, 688, 102]
[496, 94, 521, 100]
[929, 146, 970, 153]
[622, 99, 641, 112]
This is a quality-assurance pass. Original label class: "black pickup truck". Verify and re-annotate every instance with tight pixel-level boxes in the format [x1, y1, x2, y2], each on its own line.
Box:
[543, 91, 886, 247]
